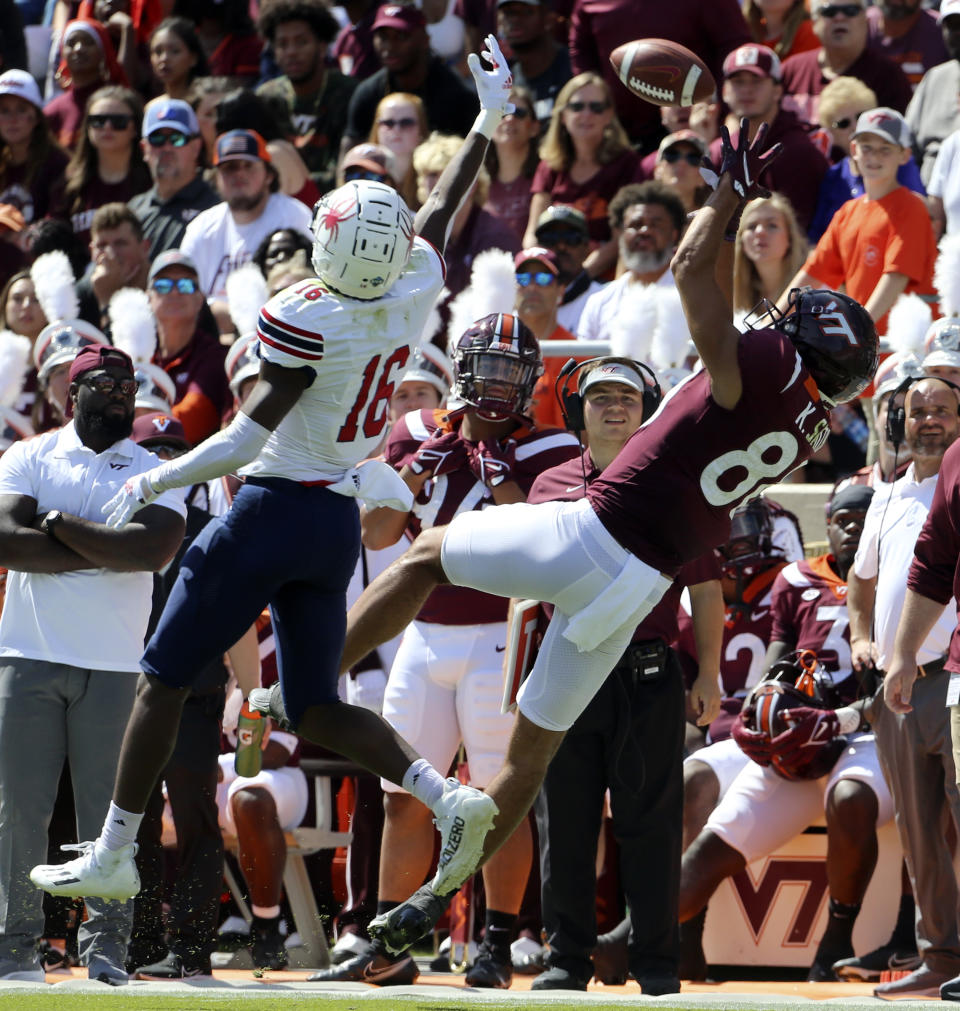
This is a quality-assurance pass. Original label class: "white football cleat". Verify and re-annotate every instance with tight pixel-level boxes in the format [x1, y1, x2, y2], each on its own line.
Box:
[30, 841, 139, 900]
[430, 778, 497, 896]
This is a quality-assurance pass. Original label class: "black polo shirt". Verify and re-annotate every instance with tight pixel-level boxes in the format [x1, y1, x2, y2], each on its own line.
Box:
[129, 175, 221, 261]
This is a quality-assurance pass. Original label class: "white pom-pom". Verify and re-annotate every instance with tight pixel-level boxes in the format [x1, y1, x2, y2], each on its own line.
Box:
[934, 233, 960, 320]
[886, 293, 933, 358]
[109, 288, 157, 364]
[226, 263, 269, 339]
[447, 285, 477, 353]
[468, 248, 517, 316]
[0, 331, 31, 408]
[30, 251, 77, 326]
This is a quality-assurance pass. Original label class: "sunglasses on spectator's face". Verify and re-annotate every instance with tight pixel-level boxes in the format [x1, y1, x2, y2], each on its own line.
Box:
[516, 271, 555, 287]
[378, 117, 417, 130]
[830, 113, 867, 130]
[81, 375, 139, 396]
[566, 100, 609, 114]
[538, 228, 586, 246]
[817, 3, 864, 17]
[151, 276, 199, 294]
[661, 149, 701, 166]
[344, 167, 387, 182]
[147, 131, 192, 147]
[505, 107, 531, 120]
[89, 113, 132, 130]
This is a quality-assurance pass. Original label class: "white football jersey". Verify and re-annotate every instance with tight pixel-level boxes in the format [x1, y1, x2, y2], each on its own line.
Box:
[241, 237, 445, 482]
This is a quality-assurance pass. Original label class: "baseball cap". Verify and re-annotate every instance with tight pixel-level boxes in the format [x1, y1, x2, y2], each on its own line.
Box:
[0, 69, 42, 111]
[372, 4, 427, 32]
[142, 98, 199, 139]
[580, 361, 647, 396]
[722, 44, 782, 82]
[515, 246, 559, 275]
[923, 319, 960, 371]
[68, 345, 134, 386]
[214, 129, 271, 166]
[342, 143, 397, 181]
[657, 129, 707, 159]
[148, 249, 199, 284]
[852, 107, 911, 148]
[872, 352, 924, 401]
[940, 0, 960, 22]
[535, 204, 589, 240]
[131, 411, 189, 451]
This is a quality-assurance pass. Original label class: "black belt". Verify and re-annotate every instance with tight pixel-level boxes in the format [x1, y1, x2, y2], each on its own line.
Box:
[613, 639, 667, 682]
[919, 656, 948, 679]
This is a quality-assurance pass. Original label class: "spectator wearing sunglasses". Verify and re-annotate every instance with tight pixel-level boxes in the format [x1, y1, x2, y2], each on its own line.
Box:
[257, 0, 358, 194]
[865, 0, 947, 91]
[533, 204, 602, 337]
[524, 72, 642, 282]
[780, 0, 912, 128]
[129, 99, 219, 261]
[148, 250, 229, 446]
[368, 93, 426, 210]
[713, 44, 828, 232]
[809, 79, 925, 242]
[514, 246, 577, 430]
[64, 86, 151, 256]
[339, 143, 398, 190]
[496, 0, 571, 131]
[482, 88, 539, 246]
[653, 131, 710, 214]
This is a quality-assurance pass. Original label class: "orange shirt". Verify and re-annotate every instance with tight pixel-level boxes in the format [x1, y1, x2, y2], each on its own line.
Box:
[765, 19, 820, 60]
[529, 323, 582, 431]
[802, 185, 937, 335]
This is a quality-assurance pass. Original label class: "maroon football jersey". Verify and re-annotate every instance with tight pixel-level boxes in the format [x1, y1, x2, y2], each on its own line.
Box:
[586, 328, 830, 574]
[908, 438, 960, 673]
[528, 449, 721, 643]
[384, 408, 580, 624]
[769, 554, 858, 704]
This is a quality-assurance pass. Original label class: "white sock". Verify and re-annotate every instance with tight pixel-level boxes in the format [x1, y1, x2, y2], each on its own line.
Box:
[402, 759, 446, 809]
[96, 802, 142, 856]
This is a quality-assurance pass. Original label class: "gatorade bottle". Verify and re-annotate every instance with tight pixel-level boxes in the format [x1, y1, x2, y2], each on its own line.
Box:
[235, 701, 265, 777]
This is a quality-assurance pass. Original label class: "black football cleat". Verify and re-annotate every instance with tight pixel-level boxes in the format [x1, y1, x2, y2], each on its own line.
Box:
[368, 885, 452, 956]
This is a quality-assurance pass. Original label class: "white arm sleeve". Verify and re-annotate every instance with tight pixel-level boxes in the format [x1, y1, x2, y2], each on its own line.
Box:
[150, 412, 272, 494]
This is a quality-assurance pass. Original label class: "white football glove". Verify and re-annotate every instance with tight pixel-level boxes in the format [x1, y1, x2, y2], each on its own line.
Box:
[467, 34, 514, 116]
[103, 471, 160, 528]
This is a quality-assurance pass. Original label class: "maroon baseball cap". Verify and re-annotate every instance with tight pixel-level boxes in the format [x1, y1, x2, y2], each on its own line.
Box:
[68, 345, 134, 386]
[372, 3, 427, 32]
[722, 44, 781, 82]
[515, 246, 559, 276]
[131, 411, 189, 450]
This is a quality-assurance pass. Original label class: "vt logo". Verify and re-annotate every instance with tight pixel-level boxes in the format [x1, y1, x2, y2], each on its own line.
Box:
[730, 858, 828, 945]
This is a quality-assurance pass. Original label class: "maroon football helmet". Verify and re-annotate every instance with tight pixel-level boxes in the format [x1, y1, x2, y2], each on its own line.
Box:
[777, 289, 878, 405]
[452, 313, 543, 421]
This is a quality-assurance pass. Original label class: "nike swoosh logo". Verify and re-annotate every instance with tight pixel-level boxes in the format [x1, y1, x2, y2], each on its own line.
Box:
[495, 645, 506, 653]
[565, 484, 585, 492]
[362, 958, 410, 982]
[889, 953, 922, 969]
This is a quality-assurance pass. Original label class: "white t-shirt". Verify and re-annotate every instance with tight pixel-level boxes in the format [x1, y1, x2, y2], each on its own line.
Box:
[242, 236, 446, 483]
[0, 424, 186, 671]
[852, 462, 955, 668]
[557, 278, 604, 337]
[180, 193, 313, 299]
[577, 268, 678, 344]
[928, 129, 960, 237]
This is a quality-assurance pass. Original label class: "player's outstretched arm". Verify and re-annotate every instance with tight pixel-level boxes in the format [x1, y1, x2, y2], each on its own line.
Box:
[103, 363, 310, 528]
[415, 34, 513, 253]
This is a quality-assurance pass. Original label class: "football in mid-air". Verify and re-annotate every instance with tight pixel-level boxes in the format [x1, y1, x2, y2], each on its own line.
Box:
[610, 39, 715, 108]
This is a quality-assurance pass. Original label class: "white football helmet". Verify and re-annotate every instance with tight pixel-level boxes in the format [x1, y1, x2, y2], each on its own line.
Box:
[310, 180, 414, 300]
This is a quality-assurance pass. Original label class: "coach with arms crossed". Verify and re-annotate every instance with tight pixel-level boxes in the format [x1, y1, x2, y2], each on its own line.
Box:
[0, 347, 185, 985]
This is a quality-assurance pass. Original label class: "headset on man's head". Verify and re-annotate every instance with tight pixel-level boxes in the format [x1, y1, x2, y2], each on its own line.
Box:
[554, 357, 662, 433]
[885, 375, 960, 449]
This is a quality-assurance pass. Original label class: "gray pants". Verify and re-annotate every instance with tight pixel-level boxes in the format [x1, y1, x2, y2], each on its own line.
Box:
[0, 658, 137, 973]
[872, 669, 960, 975]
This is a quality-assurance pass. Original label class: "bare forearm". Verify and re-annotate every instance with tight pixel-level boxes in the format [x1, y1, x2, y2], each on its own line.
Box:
[864, 272, 909, 323]
[227, 624, 261, 697]
[414, 131, 490, 252]
[53, 512, 183, 571]
[689, 580, 723, 676]
[0, 526, 93, 572]
[846, 570, 876, 642]
[671, 176, 740, 289]
[777, 268, 821, 313]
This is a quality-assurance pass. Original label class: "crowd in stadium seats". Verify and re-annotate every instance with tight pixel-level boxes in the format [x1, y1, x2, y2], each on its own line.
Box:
[5, 0, 960, 999]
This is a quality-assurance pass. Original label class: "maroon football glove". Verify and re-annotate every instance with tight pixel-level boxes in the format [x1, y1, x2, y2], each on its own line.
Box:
[469, 438, 517, 488]
[408, 430, 468, 478]
[731, 707, 773, 767]
[774, 706, 840, 772]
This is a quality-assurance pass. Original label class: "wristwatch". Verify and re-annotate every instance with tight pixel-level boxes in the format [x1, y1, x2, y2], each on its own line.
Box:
[41, 510, 63, 540]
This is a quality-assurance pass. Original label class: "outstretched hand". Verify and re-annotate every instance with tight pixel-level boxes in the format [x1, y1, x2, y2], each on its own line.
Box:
[467, 34, 514, 116]
[700, 117, 783, 201]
